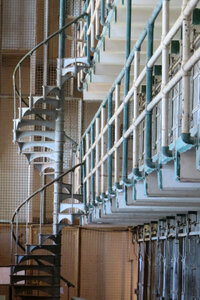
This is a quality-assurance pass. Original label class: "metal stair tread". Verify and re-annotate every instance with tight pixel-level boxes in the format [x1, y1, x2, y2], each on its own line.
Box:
[16, 296, 59, 300]
[25, 244, 60, 254]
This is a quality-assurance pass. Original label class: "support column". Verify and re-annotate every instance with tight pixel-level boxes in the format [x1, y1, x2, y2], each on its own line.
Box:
[53, 0, 66, 235]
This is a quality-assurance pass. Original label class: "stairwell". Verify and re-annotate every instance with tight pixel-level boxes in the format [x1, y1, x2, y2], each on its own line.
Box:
[10, 0, 200, 299]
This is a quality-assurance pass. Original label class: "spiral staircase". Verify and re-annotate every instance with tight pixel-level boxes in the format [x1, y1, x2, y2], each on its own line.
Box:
[9, 0, 200, 299]
[9, 6, 91, 299]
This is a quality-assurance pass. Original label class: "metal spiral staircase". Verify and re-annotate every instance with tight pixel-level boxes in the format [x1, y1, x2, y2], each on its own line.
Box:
[9, 0, 200, 299]
[10, 5, 90, 299]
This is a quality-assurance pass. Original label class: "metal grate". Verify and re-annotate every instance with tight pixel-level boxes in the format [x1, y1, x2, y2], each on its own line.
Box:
[2, 0, 36, 50]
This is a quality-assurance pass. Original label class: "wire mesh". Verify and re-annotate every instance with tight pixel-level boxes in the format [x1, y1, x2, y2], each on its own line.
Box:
[2, 0, 36, 50]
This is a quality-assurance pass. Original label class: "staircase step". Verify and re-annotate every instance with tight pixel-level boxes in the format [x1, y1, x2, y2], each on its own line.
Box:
[21, 107, 57, 118]
[11, 264, 58, 275]
[18, 296, 59, 300]
[63, 56, 90, 68]
[32, 96, 59, 107]
[39, 234, 61, 245]
[43, 85, 60, 97]
[11, 275, 57, 285]
[18, 141, 55, 152]
[15, 119, 55, 130]
[25, 244, 61, 255]
[60, 193, 83, 202]
[24, 152, 56, 163]
[58, 213, 84, 224]
[16, 130, 55, 140]
[14, 284, 60, 296]
[60, 203, 85, 213]
[15, 254, 60, 265]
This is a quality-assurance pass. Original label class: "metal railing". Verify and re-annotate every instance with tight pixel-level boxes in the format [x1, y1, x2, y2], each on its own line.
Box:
[77, 0, 200, 206]
[11, 163, 82, 262]
[13, 12, 88, 146]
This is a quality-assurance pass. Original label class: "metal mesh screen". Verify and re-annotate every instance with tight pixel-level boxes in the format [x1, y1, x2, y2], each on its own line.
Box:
[2, 0, 36, 50]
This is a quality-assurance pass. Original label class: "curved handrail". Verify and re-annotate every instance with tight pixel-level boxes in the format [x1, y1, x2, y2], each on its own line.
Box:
[11, 162, 83, 224]
[13, 12, 88, 147]
[13, 12, 87, 84]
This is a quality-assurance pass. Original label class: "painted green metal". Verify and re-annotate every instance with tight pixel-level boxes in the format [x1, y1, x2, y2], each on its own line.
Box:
[145, 23, 156, 173]
[101, 0, 106, 26]
[91, 125, 95, 204]
[122, 0, 131, 180]
[80, 1, 162, 141]
[192, 8, 200, 25]
[107, 93, 115, 196]
[82, 140, 87, 205]
[59, 0, 66, 59]
[171, 40, 180, 54]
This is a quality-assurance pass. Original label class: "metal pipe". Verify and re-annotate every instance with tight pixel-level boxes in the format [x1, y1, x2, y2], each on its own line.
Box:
[101, 107, 106, 196]
[122, 0, 131, 183]
[95, 117, 100, 199]
[114, 84, 120, 184]
[101, 0, 105, 26]
[161, 0, 171, 157]
[86, 133, 90, 202]
[91, 124, 95, 203]
[53, 0, 66, 234]
[181, 6, 191, 135]
[145, 23, 155, 171]
[133, 51, 141, 175]
[90, 0, 95, 50]
[107, 93, 113, 194]
[43, 0, 49, 87]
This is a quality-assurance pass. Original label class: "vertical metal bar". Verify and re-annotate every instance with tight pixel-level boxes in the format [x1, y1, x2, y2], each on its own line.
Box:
[101, 0, 105, 26]
[82, 140, 87, 206]
[122, 0, 131, 184]
[147, 227, 152, 300]
[15, 212, 19, 257]
[86, 133, 90, 203]
[54, 0, 66, 235]
[101, 107, 106, 196]
[11, 222, 13, 265]
[145, 23, 155, 171]
[133, 50, 141, 176]
[29, 56, 33, 108]
[91, 124, 95, 204]
[95, 117, 100, 199]
[181, 6, 191, 136]
[115, 84, 120, 184]
[86, 8, 91, 63]
[18, 64, 22, 120]
[107, 93, 113, 193]
[43, 0, 49, 87]
[161, 0, 171, 157]
[96, 1, 100, 38]
[91, 0, 95, 50]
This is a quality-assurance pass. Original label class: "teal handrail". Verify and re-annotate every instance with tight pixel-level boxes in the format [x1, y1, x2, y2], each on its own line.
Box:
[80, 0, 163, 142]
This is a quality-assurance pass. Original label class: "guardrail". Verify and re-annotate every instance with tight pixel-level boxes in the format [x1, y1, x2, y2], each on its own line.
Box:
[78, 0, 200, 205]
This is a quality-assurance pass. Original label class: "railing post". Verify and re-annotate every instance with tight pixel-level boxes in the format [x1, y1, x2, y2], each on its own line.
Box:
[91, 124, 95, 204]
[114, 84, 120, 185]
[101, 0, 105, 26]
[133, 50, 142, 178]
[54, 0, 66, 235]
[181, 3, 191, 138]
[95, 117, 100, 200]
[86, 133, 90, 203]
[101, 106, 106, 198]
[122, 0, 131, 185]
[161, 0, 172, 160]
[81, 139, 87, 206]
[145, 22, 155, 172]
[107, 92, 113, 195]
